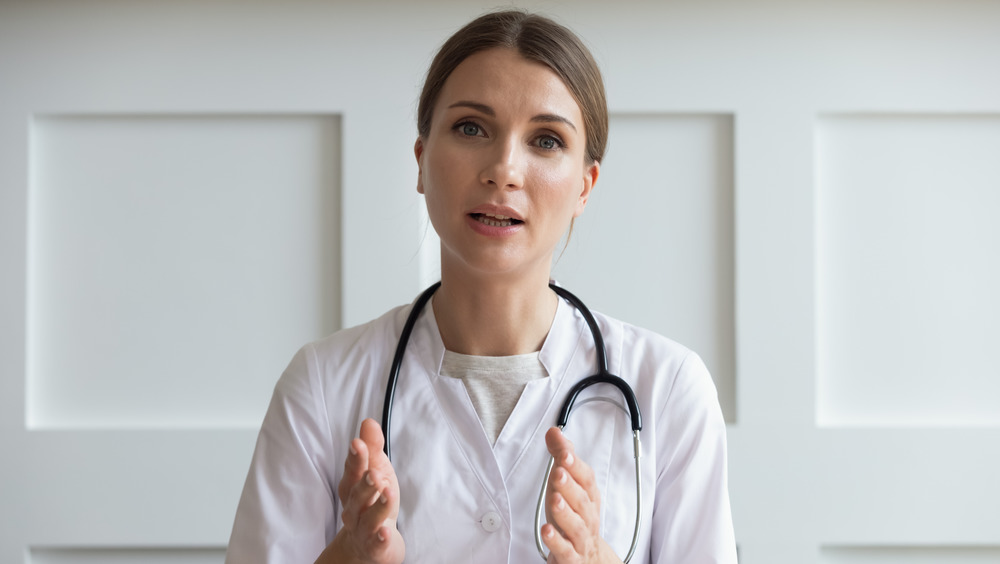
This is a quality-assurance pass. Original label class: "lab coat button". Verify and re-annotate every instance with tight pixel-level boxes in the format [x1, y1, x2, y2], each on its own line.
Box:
[480, 511, 502, 532]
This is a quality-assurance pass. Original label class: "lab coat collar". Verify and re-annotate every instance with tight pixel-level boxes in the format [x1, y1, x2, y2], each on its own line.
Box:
[410, 290, 589, 383]
[404, 291, 593, 482]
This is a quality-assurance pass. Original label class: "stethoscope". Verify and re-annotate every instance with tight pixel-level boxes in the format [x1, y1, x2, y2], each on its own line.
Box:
[380, 281, 643, 563]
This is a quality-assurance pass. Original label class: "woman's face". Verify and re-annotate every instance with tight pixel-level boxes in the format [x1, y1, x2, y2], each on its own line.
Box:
[415, 48, 599, 282]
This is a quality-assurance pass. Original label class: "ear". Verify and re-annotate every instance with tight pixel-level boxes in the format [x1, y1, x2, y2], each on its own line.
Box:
[414, 137, 426, 194]
[573, 160, 600, 218]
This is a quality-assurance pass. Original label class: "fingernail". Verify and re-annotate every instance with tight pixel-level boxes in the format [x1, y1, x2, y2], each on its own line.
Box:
[556, 495, 566, 510]
[564, 452, 574, 466]
[349, 443, 357, 456]
[377, 530, 385, 542]
[365, 472, 374, 486]
[557, 468, 568, 484]
[379, 492, 388, 504]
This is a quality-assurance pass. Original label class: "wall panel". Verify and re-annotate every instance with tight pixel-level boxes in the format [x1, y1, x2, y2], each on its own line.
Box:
[820, 546, 1000, 564]
[815, 114, 1000, 427]
[27, 114, 341, 429]
[30, 547, 224, 564]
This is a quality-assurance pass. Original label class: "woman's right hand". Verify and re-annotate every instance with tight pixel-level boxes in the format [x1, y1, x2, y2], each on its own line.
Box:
[316, 418, 405, 564]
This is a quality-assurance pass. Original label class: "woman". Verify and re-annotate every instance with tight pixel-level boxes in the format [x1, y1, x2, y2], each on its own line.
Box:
[227, 10, 736, 564]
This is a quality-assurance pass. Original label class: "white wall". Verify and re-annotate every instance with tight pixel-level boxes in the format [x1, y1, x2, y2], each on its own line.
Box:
[1, 1, 998, 562]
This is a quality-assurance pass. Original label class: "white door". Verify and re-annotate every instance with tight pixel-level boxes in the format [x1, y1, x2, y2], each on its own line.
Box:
[2, 2, 998, 563]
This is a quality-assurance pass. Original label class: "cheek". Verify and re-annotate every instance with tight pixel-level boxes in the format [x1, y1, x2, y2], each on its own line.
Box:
[424, 148, 464, 194]
[532, 162, 584, 212]
[421, 150, 466, 227]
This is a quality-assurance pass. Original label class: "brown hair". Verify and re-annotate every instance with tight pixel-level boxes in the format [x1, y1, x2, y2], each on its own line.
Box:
[417, 10, 608, 164]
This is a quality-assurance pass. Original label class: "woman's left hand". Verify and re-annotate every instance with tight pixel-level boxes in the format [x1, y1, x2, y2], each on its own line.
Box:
[542, 427, 624, 564]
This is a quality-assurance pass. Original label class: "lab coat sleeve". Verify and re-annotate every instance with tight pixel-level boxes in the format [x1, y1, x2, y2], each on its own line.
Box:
[651, 351, 737, 563]
[226, 344, 338, 564]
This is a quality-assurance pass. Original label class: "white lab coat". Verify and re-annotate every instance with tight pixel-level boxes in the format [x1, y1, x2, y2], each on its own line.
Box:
[226, 293, 737, 563]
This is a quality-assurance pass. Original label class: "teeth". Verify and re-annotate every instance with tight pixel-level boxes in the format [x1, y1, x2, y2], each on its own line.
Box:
[476, 214, 513, 227]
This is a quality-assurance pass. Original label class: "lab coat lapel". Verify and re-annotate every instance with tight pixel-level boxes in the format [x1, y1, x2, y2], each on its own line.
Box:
[491, 297, 590, 479]
[397, 302, 514, 516]
[387, 301, 514, 555]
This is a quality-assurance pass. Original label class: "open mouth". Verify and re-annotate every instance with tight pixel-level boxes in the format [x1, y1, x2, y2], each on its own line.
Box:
[470, 213, 523, 227]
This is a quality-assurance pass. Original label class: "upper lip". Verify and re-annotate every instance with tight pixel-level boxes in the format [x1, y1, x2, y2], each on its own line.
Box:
[467, 204, 524, 222]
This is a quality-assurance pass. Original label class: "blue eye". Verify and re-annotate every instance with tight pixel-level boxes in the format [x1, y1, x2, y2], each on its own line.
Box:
[460, 122, 481, 136]
[537, 135, 562, 150]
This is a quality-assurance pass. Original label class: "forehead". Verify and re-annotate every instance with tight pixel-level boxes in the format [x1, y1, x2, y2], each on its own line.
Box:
[435, 48, 583, 122]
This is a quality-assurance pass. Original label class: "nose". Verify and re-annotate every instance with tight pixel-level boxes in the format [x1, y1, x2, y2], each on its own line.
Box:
[479, 137, 524, 190]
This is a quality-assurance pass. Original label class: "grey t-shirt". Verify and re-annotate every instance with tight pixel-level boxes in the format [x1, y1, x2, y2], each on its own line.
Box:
[440, 350, 547, 445]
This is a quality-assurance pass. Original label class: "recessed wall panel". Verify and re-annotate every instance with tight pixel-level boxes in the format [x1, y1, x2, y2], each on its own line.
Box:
[820, 546, 1000, 564]
[29, 547, 224, 564]
[816, 114, 1000, 426]
[27, 115, 341, 428]
[552, 114, 736, 423]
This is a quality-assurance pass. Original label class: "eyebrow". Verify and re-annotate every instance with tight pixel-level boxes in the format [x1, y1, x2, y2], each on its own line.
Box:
[447, 100, 578, 132]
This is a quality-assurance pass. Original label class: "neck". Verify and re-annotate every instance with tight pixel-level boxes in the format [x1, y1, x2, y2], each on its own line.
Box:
[432, 268, 557, 356]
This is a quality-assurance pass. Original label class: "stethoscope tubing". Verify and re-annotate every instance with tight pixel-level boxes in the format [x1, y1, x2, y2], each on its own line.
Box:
[381, 281, 441, 458]
[380, 282, 643, 562]
[534, 426, 642, 564]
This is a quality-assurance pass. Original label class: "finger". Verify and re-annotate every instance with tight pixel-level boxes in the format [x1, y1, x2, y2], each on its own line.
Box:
[359, 418, 386, 456]
[553, 458, 599, 513]
[361, 419, 402, 500]
[352, 479, 401, 562]
[545, 427, 573, 462]
[547, 491, 592, 555]
[356, 482, 397, 542]
[549, 466, 597, 525]
[544, 428, 576, 498]
[541, 522, 577, 562]
[546, 428, 600, 504]
[338, 437, 370, 507]
[359, 523, 402, 564]
[342, 470, 387, 528]
[344, 438, 370, 483]
[365, 523, 396, 556]
[545, 452, 602, 544]
[359, 467, 400, 518]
